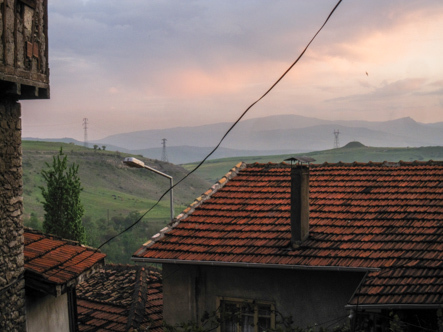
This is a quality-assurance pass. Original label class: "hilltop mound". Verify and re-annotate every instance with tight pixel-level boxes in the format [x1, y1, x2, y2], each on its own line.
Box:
[342, 141, 366, 148]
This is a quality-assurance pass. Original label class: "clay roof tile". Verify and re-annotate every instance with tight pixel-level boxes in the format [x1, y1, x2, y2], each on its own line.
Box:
[133, 162, 443, 307]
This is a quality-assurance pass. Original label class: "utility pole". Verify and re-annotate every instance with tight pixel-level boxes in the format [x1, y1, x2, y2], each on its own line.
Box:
[334, 129, 340, 149]
[83, 118, 88, 148]
[161, 138, 168, 162]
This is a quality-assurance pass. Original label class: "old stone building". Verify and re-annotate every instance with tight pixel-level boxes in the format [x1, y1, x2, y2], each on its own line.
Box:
[0, 0, 49, 330]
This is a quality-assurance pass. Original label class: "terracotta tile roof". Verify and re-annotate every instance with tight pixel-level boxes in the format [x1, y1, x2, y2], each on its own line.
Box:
[350, 266, 443, 307]
[24, 228, 106, 296]
[133, 161, 443, 307]
[77, 264, 163, 332]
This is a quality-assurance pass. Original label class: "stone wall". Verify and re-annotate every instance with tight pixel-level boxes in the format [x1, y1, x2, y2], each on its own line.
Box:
[0, 98, 25, 331]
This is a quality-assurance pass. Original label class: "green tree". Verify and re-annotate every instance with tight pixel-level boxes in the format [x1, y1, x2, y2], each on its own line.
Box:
[26, 212, 41, 230]
[40, 148, 86, 243]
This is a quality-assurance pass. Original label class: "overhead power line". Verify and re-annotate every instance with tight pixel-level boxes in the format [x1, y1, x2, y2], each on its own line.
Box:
[46, 0, 344, 279]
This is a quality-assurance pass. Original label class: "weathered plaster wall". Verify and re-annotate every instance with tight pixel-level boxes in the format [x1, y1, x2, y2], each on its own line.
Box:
[0, 98, 25, 331]
[163, 264, 365, 329]
[26, 291, 70, 332]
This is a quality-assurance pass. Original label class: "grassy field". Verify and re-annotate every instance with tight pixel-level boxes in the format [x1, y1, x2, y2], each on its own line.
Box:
[183, 143, 443, 183]
[24, 140, 443, 263]
[23, 141, 211, 219]
[22, 141, 212, 263]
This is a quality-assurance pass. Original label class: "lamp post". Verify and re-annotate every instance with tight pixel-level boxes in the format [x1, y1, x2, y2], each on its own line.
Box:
[123, 157, 174, 221]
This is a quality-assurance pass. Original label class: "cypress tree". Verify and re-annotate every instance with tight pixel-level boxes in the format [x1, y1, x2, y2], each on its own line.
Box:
[40, 147, 86, 243]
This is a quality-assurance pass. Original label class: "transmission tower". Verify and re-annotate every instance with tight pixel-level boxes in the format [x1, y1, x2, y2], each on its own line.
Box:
[83, 118, 88, 147]
[161, 138, 169, 162]
[333, 129, 340, 149]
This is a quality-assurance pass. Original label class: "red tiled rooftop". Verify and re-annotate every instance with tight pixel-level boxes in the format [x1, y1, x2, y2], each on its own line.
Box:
[133, 161, 443, 307]
[77, 264, 163, 332]
[24, 228, 106, 295]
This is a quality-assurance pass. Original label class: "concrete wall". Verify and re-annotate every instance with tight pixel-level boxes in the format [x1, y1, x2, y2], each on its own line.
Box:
[26, 291, 71, 332]
[163, 264, 365, 329]
[0, 98, 25, 331]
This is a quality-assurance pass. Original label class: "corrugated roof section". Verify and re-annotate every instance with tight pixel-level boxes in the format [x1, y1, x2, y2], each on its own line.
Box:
[133, 161, 443, 307]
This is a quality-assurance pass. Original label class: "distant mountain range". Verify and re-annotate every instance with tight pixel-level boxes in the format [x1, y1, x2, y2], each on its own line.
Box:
[25, 114, 443, 164]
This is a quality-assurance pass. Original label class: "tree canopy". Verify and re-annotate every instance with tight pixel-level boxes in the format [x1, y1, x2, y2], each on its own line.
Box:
[40, 148, 86, 243]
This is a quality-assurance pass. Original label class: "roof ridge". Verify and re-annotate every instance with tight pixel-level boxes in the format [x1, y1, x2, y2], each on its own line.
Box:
[76, 295, 127, 307]
[243, 160, 443, 168]
[126, 267, 148, 330]
[311, 160, 443, 168]
[133, 162, 247, 257]
[24, 227, 101, 252]
[25, 229, 93, 280]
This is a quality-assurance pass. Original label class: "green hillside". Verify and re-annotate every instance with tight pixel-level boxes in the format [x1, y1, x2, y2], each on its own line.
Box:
[25, 140, 443, 263]
[183, 142, 443, 183]
[22, 141, 211, 263]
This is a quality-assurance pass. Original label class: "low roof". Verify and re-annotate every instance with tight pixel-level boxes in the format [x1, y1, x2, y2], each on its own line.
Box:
[133, 161, 443, 308]
[24, 228, 106, 296]
[76, 264, 162, 332]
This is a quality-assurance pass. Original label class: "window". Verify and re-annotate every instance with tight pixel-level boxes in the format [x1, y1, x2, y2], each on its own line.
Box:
[218, 297, 275, 332]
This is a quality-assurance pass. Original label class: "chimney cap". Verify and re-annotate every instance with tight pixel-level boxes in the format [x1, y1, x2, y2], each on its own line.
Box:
[284, 156, 316, 165]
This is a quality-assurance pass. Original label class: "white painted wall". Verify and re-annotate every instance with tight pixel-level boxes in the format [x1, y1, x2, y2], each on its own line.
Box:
[26, 292, 70, 332]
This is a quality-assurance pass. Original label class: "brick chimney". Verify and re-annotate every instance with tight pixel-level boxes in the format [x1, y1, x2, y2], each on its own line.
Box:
[290, 165, 310, 247]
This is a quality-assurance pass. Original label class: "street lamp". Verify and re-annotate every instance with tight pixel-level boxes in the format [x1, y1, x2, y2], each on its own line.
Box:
[123, 157, 174, 221]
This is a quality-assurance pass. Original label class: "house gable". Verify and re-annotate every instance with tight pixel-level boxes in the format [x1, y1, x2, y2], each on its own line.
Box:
[23, 228, 105, 331]
[24, 227, 106, 297]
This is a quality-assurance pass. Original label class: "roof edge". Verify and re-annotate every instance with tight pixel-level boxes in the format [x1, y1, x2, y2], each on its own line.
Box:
[25, 256, 105, 297]
[176, 161, 247, 220]
[133, 162, 247, 257]
[346, 303, 442, 310]
[131, 257, 377, 273]
[126, 267, 148, 330]
[67, 257, 106, 290]
[310, 159, 443, 168]
[24, 227, 103, 252]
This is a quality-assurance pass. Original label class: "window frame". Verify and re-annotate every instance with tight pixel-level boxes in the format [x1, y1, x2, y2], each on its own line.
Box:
[216, 296, 275, 332]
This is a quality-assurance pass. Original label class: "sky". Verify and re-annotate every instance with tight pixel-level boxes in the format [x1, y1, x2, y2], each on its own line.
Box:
[21, 0, 443, 141]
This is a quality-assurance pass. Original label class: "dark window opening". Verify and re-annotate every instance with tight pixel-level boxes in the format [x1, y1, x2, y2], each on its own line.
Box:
[219, 298, 275, 332]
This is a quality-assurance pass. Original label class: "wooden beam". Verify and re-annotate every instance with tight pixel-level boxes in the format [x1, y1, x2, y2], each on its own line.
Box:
[19, 0, 36, 9]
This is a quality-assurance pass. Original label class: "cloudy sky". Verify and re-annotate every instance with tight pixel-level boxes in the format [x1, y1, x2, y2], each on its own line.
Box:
[22, 0, 443, 141]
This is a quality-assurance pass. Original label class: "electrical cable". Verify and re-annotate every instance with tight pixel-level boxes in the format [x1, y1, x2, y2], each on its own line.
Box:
[95, 0, 343, 252]
[45, 0, 343, 280]
[322, 314, 349, 330]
